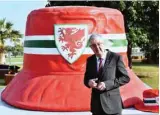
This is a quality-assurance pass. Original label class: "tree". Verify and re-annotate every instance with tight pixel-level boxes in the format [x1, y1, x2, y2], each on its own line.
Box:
[46, 1, 159, 66]
[0, 18, 22, 64]
[5, 44, 23, 57]
[12, 44, 23, 57]
[105, 1, 159, 65]
[104, 1, 159, 65]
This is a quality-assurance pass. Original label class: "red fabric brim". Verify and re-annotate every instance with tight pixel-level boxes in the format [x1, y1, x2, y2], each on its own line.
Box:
[1, 68, 149, 111]
[134, 101, 159, 113]
[1, 70, 91, 111]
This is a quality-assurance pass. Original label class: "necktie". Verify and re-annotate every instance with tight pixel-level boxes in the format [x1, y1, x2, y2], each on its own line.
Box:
[98, 58, 103, 72]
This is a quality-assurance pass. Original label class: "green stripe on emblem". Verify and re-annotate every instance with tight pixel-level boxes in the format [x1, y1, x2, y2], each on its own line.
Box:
[109, 39, 128, 47]
[24, 40, 56, 48]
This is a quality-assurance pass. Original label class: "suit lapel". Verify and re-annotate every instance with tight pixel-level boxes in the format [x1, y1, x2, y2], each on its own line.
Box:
[104, 50, 113, 68]
[92, 55, 98, 77]
[100, 50, 113, 79]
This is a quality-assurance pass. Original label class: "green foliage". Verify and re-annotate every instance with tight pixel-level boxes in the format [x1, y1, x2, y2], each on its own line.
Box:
[46, 1, 159, 64]
[5, 44, 23, 57]
[0, 18, 23, 53]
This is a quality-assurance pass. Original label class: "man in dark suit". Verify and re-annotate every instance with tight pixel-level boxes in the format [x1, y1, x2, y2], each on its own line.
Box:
[84, 34, 130, 115]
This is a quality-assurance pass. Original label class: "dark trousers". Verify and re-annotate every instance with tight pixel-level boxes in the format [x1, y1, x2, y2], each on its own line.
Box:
[92, 94, 122, 115]
[92, 113, 121, 115]
[92, 112, 121, 115]
[92, 105, 122, 115]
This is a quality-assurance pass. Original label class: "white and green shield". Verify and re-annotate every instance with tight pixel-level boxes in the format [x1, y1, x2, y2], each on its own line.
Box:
[54, 24, 88, 64]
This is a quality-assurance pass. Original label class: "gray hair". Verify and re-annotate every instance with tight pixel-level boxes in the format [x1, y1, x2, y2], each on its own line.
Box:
[88, 34, 103, 44]
[88, 34, 112, 49]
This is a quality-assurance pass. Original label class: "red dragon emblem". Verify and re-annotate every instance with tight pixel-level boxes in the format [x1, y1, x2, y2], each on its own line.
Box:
[55, 25, 88, 64]
[58, 28, 85, 58]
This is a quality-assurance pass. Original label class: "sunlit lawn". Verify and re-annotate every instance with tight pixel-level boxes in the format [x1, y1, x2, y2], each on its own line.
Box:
[6, 56, 23, 68]
[132, 62, 159, 89]
[6, 56, 23, 63]
[0, 85, 5, 88]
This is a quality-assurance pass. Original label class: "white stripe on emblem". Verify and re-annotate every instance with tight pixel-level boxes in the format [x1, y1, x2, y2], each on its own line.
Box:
[25, 35, 54, 40]
[23, 47, 127, 55]
[25, 34, 126, 41]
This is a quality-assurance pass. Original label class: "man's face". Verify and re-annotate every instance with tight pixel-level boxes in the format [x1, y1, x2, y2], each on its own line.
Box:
[90, 38, 105, 57]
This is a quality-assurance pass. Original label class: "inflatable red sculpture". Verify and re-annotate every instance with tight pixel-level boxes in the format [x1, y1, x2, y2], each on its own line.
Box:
[1, 6, 148, 111]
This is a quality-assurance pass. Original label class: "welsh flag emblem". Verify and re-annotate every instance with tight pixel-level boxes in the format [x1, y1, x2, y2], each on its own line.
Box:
[54, 24, 88, 64]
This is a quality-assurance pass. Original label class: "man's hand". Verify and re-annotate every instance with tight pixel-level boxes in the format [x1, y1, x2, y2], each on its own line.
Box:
[96, 82, 106, 91]
[88, 78, 98, 88]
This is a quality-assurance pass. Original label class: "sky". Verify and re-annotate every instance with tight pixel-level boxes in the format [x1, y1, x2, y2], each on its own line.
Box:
[0, 0, 47, 45]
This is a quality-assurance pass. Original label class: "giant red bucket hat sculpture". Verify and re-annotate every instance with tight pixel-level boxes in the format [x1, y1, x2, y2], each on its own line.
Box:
[1, 6, 148, 111]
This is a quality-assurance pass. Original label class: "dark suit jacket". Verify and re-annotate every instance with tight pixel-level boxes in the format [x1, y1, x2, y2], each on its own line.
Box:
[84, 50, 130, 114]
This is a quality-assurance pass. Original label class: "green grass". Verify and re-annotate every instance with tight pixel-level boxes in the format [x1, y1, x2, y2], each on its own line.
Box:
[0, 79, 5, 88]
[0, 86, 5, 88]
[6, 56, 23, 63]
[132, 62, 159, 89]
[6, 56, 23, 67]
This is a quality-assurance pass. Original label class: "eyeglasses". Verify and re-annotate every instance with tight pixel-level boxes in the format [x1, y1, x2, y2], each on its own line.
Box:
[90, 43, 103, 48]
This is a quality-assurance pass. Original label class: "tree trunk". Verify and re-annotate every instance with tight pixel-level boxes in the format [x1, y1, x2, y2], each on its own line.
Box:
[0, 53, 6, 64]
[146, 48, 159, 64]
[127, 41, 132, 69]
[151, 48, 159, 64]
